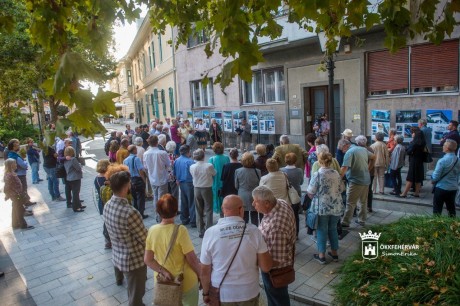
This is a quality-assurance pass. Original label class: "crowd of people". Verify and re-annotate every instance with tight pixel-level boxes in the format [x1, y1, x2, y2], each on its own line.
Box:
[2, 115, 460, 306]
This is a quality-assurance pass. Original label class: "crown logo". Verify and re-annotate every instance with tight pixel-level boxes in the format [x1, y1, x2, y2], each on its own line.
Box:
[359, 230, 381, 240]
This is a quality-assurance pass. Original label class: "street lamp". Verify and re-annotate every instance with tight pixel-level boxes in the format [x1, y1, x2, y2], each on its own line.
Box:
[318, 33, 340, 154]
[32, 90, 43, 141]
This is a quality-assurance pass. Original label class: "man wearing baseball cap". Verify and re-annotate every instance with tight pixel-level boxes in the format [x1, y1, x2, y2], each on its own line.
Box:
[336, 129, 354, 165]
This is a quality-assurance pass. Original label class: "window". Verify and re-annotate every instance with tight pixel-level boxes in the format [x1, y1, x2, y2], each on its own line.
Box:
[127, 70, 132, 87]
[187, 29, 209, 48]
[161, 89, 166, 116]
[367, 40, 459, 96]
[137, 59, 141, 80]
[190, 78, 214, 108]
[410, 40, 458, 93]
[169, 87, 175, 117]
[142, 53, 147, 77]
[367, 48, 409, 96]
[241, 67, 285, 104]
[151, 41, 156, 69]
[148, 46, 153, 71]
[158, 34, 163, 62]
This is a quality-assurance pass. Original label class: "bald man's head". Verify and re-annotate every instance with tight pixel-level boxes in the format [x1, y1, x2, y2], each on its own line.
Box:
[222, 195, 244, 217]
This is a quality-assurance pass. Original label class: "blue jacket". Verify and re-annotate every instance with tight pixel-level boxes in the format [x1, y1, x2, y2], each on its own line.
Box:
[8, 151, 28, 176]
[27, 146, 40, 164]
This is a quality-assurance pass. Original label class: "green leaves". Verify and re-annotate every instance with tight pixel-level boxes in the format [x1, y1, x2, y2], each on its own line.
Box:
[93, 88, 119, 116]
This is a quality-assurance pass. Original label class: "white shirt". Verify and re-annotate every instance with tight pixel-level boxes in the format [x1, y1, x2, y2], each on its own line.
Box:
[56, 139, 65, 152]
[136, 146, 145, 163]
[201, 216, 268, 302]
[195, 123, 206, 132]
[143, 147, 170, 186]
[190, 160, 216, 187]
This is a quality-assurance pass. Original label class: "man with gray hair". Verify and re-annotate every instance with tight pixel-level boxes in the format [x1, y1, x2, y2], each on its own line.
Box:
[186, 129, 198, 152]
[340, 135, 375, 227]
[389, 135, 406, 196]
[431, 139, 460, 217]
[157, 134, 167, 151]
[273, 134, 307, 170]
[190, 149, 216, 238]
[252, 186, 296, 306]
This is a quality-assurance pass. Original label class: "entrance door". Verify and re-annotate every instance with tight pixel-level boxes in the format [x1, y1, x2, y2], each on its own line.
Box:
[304, 85, 341, 148]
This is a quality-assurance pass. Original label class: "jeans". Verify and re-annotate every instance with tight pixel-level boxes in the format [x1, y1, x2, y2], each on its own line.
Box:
[390, 167, 402, 194]
[179, 182, 196, 225]
[317, 215, 340, 253]
[194, 187, 213, 235]
[433, 187, 457, 217]
[66, 179, 82, 210]
[30, 162, 39, 183]
[244, 211, 261, 226]
[44, 166, 60, 199]
[261, 271, 290, 306]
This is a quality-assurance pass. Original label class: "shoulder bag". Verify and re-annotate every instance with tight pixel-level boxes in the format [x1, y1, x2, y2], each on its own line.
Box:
[423, 145, 433, 163]
[268, 247, 296, 288]
[432, 158, 458, 193]
[283, 173, 301, 205]
[208, 222, 247, 306]
[56, 162, 66, 178]
[154, 225, 183, 306]
[306, 173, 321, 230]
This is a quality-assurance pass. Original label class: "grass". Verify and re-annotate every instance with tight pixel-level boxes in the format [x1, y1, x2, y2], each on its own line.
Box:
[333, 216, 460, 305]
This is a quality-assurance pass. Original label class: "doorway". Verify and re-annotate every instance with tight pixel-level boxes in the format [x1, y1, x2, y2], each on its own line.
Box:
[304, 85, 341, 147]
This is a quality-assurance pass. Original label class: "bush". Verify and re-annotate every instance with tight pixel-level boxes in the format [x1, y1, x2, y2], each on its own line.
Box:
[333, 216, 460, 305]
[0, 108, 38, 142]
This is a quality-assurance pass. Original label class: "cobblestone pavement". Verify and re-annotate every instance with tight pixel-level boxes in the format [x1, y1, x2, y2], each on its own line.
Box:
[0, 120, 453, 305]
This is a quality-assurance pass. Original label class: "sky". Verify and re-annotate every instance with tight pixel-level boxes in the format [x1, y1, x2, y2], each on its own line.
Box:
[113, 5, 147, 60]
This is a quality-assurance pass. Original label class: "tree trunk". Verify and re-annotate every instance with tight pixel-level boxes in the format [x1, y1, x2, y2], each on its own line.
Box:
[49, 96, 60, 123]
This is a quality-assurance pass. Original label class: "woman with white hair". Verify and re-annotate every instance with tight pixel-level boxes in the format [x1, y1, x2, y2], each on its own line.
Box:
[4, 158, 33, 229]
[165, 141, 179, 199]
[311, 144, 341, 174]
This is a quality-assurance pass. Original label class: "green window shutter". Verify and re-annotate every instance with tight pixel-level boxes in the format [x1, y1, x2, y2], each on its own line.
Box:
[145, 94, 150, 122]
[161, 89, 166, 116]
[168, 87, 175, 117]
[153, 89, 159, 119]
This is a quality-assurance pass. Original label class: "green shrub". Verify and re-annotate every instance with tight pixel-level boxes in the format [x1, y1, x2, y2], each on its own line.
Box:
[0, 108, 38, 142]
[333, 216, 460, 305]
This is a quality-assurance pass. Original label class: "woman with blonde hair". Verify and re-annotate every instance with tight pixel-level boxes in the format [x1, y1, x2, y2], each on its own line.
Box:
[145, 194, 201, 306]
[235, 152, 261, 225]
[4, 159, 33, 229]
[307, 152, 344, 264]
[108, 140, 119, 163]
[64, 146, 84, 212]
[94, 159, 111, 249]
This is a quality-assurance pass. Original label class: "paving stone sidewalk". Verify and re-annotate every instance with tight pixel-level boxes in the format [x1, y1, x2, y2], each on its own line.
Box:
[0, 158, 431, 306]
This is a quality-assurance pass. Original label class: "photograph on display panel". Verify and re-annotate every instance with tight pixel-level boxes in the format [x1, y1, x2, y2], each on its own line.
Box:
[259, 110, 276, 134]
[371, 110, 390, 140]
[248, 110, 259, 133]
[427, 109, 453, 144]
[223, 111, 233, 132]
[202, 110, 210, 128]
[210, 111, 223, 126]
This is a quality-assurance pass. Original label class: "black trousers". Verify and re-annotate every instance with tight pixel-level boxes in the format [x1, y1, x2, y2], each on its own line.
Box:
[65, 179, 81, 210]
[131, 178, 146, 215]
[433, 187, 457, 217]
[244, 211, 262, 226]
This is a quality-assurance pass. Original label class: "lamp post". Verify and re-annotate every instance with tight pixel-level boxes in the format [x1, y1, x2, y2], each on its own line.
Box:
[318, 33, 340, 154]
[27, 99, 33, 125]
[32, 91, 43, 141]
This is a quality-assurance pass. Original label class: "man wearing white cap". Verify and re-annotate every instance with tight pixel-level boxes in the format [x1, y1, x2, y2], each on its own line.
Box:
[336, 129, 354, 166]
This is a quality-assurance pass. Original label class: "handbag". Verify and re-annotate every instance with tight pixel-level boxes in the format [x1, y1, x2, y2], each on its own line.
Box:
[207, 222, 246, 306]
[423, 146, 433, 163]
[306, 173, 320, 230]
[384, 170, 393, 188]
[269, 265, 295, 288]
[56, 162, 66, 178]
[432, 158, 458, 194]
[154, 225, 183, 306]
[283, 173, 301, 205]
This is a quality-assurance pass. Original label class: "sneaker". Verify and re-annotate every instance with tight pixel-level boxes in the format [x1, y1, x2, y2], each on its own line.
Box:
[327, 252, 339, 262]
[313, 254, 326, 265]
[55, 196, 66, 202]
[341, 222, 350, 228]
[354, 220, 365, 226]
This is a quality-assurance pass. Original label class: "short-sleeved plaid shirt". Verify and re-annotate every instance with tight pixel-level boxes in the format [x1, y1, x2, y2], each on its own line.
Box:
[259, 199, 296, 268]
[104, 195, 147, 272]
